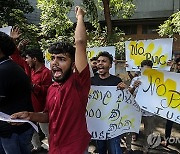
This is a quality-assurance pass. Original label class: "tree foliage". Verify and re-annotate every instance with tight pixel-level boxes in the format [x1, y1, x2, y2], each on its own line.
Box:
[37, 0, 135, 59]
[0, 0, 39, 49]
[37, 0, 74, 37]
[158, 11, 180, 37]
[37, 0, 74, 51]
[0, 0, 33, 26]
[83, 0, 135, 31]
[83, 0, 135, 58]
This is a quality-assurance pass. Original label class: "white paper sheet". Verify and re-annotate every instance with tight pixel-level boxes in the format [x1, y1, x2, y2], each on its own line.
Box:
[0, 112, 38, 132]
[0, 26, 12, 36]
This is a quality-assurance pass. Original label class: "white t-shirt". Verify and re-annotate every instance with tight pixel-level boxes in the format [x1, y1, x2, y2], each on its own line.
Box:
[129, 76, 154, 117]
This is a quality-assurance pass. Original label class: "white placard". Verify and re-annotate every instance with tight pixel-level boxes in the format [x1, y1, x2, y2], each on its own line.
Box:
[0, 26, 12, 36]
[125, 38, 173, 71]
[86, 86, 142, 140]
[136, 68, 180, 124]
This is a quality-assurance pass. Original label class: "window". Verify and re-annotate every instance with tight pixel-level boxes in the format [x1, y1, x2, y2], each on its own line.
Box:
[142, 24, 159, 34]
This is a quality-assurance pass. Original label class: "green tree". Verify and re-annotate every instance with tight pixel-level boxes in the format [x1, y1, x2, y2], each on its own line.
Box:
[83, 0, 135, 58]
[158, 11, 180, 37]
[37, 0, 74, 50]
[0, 0, 39, 49]
[37, 0, 135, 59]
[83, 0, 135, 36]
[0, 0, 33, 26]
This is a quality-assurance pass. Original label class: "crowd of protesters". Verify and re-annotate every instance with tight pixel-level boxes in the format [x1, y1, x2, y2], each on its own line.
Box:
[0, 5, 179, 154]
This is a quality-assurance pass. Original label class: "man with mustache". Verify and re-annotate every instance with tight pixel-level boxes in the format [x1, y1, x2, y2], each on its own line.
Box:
[11, 6, 91, 154]
[91, 51, 126, 154]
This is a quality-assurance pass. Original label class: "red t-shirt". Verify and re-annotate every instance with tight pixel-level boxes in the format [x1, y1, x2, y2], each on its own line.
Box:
[31, 65, 52, 112]
[45, 65, 91, 154]
[11, 48, 31, 77]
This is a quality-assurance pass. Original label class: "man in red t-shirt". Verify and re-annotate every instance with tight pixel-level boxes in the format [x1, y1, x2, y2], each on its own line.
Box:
[12, 6, 91, 154]
[10, 28, 52, 152]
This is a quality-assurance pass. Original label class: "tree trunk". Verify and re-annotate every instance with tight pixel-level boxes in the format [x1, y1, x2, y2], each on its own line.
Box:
[102, 0, 112, 36]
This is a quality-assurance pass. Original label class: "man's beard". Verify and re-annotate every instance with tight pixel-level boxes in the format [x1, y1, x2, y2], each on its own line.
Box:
[52, 66, 72, 83]
[92, 67, 98, 74]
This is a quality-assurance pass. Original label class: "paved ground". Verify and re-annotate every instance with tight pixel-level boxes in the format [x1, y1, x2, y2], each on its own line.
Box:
[33, 116, 180, 154]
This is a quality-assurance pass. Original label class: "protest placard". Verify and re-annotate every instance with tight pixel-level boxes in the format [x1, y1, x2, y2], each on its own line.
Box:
[125, 38, 173, 71]
[0, 26, 12, 36]
[86, 86, 142, 140]
[136, 68, 180, 124]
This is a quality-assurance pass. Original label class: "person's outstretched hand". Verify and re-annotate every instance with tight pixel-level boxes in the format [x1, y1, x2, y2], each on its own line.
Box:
[10, 27, 21, 40]
[117, 82, 128, 90]
[11, 111, 30, 120]
[75, 6, 85, 19]
[10, 111, 30, 126]
[17, 39, 29, 51]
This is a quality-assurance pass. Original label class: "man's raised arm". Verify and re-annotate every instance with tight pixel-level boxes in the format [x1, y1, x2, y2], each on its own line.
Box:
[74, 6, 87, 73]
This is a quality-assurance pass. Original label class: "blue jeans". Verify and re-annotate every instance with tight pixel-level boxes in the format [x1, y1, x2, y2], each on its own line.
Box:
[97, 136, 122, 154]
[0, 128, 33, 154]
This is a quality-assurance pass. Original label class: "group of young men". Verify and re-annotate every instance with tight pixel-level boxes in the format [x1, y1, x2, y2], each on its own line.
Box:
[0, 6, 91, 154]
[0, 5, 179, 154]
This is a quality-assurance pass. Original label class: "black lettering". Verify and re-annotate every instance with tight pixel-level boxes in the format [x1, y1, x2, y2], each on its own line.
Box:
[138, 47, 144, 55]
[116, 90, 125, 103]
[159, 55, 166, 65]
[102, 91, 112, 105]
[143, 77, 161, 95]
[144, 53, 152, 60]
[99, 131, 104, 139]
[151, 55, 159, 64]
[156, 84, 166, 96]
[109, 109, 121, 121]
[96, 109, 101, 118]
[106, 132, 111, 140]
[91, 131, 98, 138]
[89, 109, 94, 117]
[160, 99, 169, 108]
[166, 111, 174, 119]
[154, 107, 163, 115]
[131, 45, 136, 55]
[175, 115, 180, 122]
[168, 90, 180, 108]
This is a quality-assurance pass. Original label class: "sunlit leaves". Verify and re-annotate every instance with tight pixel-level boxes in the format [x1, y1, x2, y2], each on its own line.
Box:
[37, 0, 73, 37]
[158, 11, 180, 37]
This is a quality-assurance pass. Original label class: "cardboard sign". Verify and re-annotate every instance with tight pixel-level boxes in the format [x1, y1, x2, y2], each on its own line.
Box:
[136, 68, 180, 124]
[125, 38, 173, 71]
[86, 86, 142, 140]
[0, 26, 12, 36]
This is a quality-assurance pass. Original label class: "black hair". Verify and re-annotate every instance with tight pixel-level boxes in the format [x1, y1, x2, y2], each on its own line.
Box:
[176, 57, 180, 64]
[141, 59, 153, 68]
[90, 56, 97, 61]
[97, 51, 113, 64]
[25, 49, 44, 63]
[48, 41, 75, 62]
[0, 31, 16, 56]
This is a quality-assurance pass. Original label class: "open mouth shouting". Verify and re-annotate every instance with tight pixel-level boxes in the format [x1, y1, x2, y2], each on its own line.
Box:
[52, 67, 63, 79]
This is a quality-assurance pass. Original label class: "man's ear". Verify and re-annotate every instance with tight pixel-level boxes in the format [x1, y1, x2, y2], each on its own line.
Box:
[72, 62, 75, 70]
[32, 57, 37, 62]
[109, 63, 112, 68]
